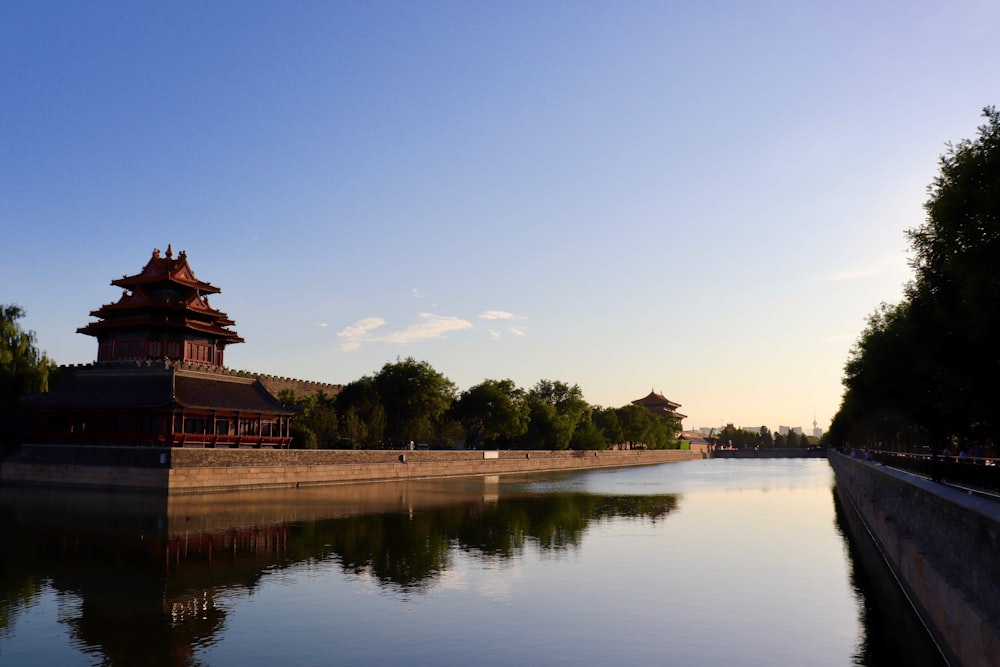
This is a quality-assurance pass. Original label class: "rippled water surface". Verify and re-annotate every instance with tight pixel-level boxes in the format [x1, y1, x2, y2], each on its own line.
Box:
[0, 458, 944, 666]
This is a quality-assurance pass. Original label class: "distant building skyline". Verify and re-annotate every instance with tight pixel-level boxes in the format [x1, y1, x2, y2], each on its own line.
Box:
[696, 420, 824, 439]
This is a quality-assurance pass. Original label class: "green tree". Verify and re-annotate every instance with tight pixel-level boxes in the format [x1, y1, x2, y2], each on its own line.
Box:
[303, 391, 339, 448]
[336, 377, 386, 448]
[620, 404, 657, 445]
[570, 418, 606, 450]
[905, 106, 1000, 441]
[451, 378, 528, 449]
[717, 423, 762, 450]
[1, 305, 57, 445]
[277, 389, 339, 448]
[837, 301, 936, 449]
[521, 397, 562, 450]
[618, 404, 678, 449]
[520, 380, 589, 450]
[831, 108, 1000, 449]
[373, 358, 457, 446]
[341, 406, 368, 449]
[592, 406, 625, 445]
[290, 422, 318, 449]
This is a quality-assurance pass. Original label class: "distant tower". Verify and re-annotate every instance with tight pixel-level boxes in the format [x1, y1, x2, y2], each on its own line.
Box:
[813, 412, 822, 439]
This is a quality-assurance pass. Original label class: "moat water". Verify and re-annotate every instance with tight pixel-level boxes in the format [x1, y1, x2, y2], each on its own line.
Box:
[0, 459, 945, 666]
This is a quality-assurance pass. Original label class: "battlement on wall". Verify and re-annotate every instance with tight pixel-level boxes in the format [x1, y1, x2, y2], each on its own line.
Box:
[254, 375, 341, 401]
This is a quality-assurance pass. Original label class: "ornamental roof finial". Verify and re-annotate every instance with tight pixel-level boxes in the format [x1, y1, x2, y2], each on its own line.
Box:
[166, 244, 174, 259]
[152, 248, 161, 258]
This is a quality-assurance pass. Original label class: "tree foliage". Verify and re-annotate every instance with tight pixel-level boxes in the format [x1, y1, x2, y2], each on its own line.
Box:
[830, 107, 1000, 448]
[372, 357, 457, 446]
[451, 378, 528, 448]
[1, 305, 57, 444]
[592, 406, 625, 444]
[334, 376, 386, 448]
[520, 380, 589, 450]
[263, 358, 685, 451]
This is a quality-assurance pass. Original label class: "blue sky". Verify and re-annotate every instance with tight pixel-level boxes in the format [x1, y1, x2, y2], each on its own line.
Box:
[3, 1, 998, 432]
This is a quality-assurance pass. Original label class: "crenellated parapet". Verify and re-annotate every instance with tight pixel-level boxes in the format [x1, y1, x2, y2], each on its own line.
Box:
[254, 375, 342, 401]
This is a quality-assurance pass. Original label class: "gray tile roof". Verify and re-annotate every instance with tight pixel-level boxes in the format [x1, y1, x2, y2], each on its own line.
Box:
[31, 366, 296, 415]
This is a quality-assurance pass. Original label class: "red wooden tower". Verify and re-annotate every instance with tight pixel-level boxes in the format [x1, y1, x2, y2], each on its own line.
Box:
[78, 245, 243, 367]
[28, 246, 298, 448]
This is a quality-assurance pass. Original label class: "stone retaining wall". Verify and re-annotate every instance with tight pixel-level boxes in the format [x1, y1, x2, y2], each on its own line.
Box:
[711, 448, 825, 458]
[1, 445, 703, 493]
[830, 452, 1000, 667]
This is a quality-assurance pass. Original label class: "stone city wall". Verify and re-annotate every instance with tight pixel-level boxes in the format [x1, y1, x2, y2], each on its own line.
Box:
[1, 445, 703, 493]
[830, 452, 1000, 667]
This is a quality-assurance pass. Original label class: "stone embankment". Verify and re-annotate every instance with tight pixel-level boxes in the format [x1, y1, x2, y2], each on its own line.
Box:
[830, 451, 1000, 667]
[711, 447, 825, 459]
[1, 444, 705, 493]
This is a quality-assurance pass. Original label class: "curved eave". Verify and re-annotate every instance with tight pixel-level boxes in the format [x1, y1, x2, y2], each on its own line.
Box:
[77, 318, 244, 344]
[89, 297, 233, 323]
[186, 320, 244, 343]
[633, 391, 681, 410]
[113, 275, 221, 294]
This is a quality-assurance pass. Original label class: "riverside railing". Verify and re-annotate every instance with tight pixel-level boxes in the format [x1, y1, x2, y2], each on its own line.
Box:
[866, 450, 1000, 495]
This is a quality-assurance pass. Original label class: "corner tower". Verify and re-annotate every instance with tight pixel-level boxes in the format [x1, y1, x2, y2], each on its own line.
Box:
[77, 245, 243, 366]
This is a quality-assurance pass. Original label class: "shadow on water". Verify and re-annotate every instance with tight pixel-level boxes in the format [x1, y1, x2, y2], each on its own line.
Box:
[832, 488, 949, 667]
[0, 481, 678, 667]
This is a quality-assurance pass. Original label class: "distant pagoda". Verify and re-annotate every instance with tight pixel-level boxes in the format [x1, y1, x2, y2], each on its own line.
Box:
[78, 244, 243, 367]
[632, 390, 687, 423]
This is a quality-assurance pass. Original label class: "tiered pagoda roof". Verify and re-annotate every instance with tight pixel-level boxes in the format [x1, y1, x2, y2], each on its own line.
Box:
[26, 247, 303, 449]
[77, 245, 243, 365]
[632, 390, 687, 421]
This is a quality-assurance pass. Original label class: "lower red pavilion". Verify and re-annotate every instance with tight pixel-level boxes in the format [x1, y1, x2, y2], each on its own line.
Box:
[28, 246, 300, 448]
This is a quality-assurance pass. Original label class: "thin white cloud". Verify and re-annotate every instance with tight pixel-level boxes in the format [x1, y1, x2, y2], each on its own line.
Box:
[479, 310, 526, 321]
[337, 314, 472, 350]
[486, 323, 527, 341]
[382, 313, 472, 343]
[337, 317, 387, 351]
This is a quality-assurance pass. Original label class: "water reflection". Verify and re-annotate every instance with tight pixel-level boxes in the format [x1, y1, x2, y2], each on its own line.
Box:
[1, 462, 950, 667]
[0, 480, 678, 666]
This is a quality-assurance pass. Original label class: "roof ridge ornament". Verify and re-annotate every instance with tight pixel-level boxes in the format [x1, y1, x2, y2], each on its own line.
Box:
[166, 244, 173, 259]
